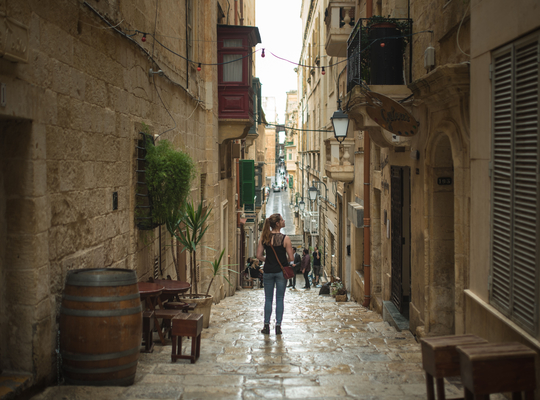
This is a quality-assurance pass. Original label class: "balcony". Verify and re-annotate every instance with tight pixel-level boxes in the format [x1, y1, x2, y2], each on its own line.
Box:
[347, 17, 412, 92]
[324, 1, 357, 57]
[325, 138, 355, 183]
[217, 25, 261, 144]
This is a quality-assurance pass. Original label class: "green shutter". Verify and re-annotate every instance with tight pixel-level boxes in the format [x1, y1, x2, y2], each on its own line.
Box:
[240, 159, 255, 205]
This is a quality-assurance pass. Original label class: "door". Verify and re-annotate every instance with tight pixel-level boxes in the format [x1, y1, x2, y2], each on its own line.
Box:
[390, 166, 411, 315]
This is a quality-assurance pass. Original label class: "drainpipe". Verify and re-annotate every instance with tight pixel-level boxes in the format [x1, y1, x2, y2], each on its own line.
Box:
[234, 0, 238, 25]
[362, 0, 372, 308]
[240, 0, 244, 25]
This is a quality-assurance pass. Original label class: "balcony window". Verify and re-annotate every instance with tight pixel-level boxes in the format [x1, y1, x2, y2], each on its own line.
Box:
[223, 54, 243, 82]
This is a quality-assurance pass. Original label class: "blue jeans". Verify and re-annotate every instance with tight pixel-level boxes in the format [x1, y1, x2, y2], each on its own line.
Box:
[263, 271, 287, 325]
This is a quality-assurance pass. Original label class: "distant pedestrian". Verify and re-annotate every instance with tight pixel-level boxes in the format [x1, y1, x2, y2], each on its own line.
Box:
[301, 248, 311, 289]
[256, 213, 294, 335]
[287, 247, 301, 289]
[312, 245, 321, 287]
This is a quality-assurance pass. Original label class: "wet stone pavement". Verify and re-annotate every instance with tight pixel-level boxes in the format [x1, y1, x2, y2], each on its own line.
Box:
[33, 279, 466, 400]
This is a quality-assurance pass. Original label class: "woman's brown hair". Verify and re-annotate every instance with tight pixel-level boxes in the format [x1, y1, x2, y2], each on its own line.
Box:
[261, 213, 282, 246]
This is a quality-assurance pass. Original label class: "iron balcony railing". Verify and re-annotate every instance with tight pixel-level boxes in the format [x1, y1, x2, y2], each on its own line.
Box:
[347, 17, 413, 93]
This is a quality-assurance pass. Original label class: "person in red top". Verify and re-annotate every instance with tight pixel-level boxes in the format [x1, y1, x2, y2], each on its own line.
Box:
[256, 213, 294, 335]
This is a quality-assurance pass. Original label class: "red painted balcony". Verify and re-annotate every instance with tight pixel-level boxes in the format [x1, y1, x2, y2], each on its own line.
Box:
[217, 25, 261, 143]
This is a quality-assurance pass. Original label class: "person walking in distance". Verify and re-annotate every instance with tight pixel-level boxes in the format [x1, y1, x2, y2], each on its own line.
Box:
[256, 213, 294, 335]
[301, 248, 311, 289]
[287, 247, 301, 289]
[312, 245, 322, 287]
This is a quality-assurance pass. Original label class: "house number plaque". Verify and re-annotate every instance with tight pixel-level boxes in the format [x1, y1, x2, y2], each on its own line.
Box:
[437, 177, 452, 186]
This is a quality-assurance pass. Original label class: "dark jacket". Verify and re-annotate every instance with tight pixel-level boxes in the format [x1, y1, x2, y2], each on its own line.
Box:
[301, 253, 311, 273]
[293, 253, 302, 272]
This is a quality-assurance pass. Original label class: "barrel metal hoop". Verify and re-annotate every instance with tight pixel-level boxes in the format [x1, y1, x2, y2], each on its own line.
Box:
[61, 346, 140, 362]
[66, 268, 138, 287]
[60, 305, 142, 317]
[62, 293, 140, 303]
[63, 361, 138, 375]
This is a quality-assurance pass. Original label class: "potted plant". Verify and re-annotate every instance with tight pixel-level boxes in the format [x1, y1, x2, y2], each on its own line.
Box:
[331, 281, 348, 301]
[168, 200, 216, 328]
[203, 249, 238, 297]
[137, 131, 195, 281]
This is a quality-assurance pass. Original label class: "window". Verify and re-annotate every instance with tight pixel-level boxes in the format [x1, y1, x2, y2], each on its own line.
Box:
[223, 54, 243, 82]
[490, 31, 539, 336]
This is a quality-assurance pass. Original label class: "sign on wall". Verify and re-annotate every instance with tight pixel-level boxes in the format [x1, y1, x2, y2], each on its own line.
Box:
[365, 92, 419, 137]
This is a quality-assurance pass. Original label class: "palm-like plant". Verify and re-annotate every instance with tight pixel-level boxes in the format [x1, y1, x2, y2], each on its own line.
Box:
[202, 249, 238, 297]
[167, 200, 212, 294]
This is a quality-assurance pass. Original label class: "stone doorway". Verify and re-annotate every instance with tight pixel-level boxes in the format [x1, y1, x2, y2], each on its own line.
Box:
[427, 134, 455, 335]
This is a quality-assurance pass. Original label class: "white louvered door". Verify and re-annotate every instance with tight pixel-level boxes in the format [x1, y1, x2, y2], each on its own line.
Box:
[490, 33, 539, 336]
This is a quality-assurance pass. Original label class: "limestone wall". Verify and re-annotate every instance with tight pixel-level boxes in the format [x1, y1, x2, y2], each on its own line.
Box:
[0, 0, 230, 386]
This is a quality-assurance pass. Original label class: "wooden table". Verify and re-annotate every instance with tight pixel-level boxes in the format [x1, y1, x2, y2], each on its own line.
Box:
[153, 279, 190, 302]
[138, 282, 165, 345]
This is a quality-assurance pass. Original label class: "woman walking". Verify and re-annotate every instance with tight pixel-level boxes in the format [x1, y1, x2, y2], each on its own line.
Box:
[256, 213, 294, 335]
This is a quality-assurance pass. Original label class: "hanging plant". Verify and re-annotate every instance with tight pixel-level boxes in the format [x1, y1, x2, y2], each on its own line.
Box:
[144, 136, 195, 226]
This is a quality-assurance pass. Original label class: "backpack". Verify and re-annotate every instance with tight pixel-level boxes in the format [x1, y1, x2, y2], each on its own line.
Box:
[319, 282, 331, 295]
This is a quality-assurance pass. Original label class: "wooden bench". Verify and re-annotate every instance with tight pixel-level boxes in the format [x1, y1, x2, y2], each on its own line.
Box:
[456, 342, 536, 400]
[421, 334, 487, 400]
[171, 313, 203, 364]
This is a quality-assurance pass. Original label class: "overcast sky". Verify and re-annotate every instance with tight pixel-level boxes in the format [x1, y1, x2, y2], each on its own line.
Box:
[255, 0, 303, 124]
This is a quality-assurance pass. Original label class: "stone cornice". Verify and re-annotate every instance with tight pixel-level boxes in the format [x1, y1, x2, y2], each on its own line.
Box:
[408, 64, 470, 107]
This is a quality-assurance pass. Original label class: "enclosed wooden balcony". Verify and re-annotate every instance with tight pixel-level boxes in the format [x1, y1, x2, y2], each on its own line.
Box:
[217, 25, 261, 144]
[324, 1, 357, 57]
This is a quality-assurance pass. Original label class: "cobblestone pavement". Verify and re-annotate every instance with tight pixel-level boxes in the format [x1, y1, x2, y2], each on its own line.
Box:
[33, 279, 468, 400]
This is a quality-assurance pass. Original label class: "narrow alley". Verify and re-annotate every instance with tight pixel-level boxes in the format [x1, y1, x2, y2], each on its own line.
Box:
[32, 281, 466, 400]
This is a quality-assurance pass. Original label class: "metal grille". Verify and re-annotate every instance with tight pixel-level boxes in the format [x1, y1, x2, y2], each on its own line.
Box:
[490, 34, 539, 335]
[391, 166, 404, 312]
[135, 132, 160, 230]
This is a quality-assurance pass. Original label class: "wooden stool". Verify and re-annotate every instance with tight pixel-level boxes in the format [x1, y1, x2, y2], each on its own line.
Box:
[421, 335, 488, 400]
[154, 309, 184, 339]
[164, 302, 197, 312]
[456, 342, 536, 400]
[141, 310, 155, 353]
[171, 313, 203, 364]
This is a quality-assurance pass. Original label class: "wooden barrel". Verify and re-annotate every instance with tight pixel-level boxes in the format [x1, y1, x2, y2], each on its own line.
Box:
[60, 268, 142, 386]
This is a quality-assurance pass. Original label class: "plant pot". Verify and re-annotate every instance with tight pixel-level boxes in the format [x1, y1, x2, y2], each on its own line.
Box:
[179, 294, 213, 328]
[335, 294, 348, 302]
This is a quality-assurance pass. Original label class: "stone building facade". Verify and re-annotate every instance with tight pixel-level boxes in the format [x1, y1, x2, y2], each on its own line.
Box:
[0, 0, 261, 392]
[299, 0, 539, 388]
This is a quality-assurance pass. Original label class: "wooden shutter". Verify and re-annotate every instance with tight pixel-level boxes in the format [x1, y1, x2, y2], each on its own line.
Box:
[239, 159, 255, 206]
[491, 47, 513, 311]
[512, 39, 539, 330]
[490, 34, 539, 335]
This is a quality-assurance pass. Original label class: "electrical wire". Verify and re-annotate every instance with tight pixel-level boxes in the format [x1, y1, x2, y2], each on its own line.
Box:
[266, 123, 331, 133]
[456, 1, 471, 57]
[83, 1, 199, 103]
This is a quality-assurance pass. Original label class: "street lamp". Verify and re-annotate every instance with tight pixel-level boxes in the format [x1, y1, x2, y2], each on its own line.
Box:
[308, 186, 318, 202]
[294, 204, 299, 213]
[299, 200, 305, 212]
[331, 99, 349, 143]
